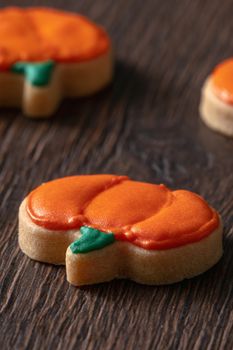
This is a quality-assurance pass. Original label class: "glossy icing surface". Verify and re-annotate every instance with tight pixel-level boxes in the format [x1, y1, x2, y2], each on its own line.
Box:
[27, 175, 219, 250]
[211, 58, 233, 105]
[0, 7, 110, 70]
[70, 226, 115, 254]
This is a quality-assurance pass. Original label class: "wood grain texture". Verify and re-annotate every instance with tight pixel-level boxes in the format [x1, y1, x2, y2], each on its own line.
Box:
[0, 0, 233, 349]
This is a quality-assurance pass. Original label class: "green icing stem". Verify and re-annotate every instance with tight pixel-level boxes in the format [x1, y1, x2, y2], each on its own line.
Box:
[70, 226, 115, 254]
[11, 60, 55, 87]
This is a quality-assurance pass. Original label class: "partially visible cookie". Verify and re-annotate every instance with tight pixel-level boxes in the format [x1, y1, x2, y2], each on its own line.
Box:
[200, 58, 233, 136]
[0, 7, 113, 117]
[18, 175, 223, 286]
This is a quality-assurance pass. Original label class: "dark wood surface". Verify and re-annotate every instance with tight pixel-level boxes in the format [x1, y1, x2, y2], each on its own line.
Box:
[0, 0, 233, 349]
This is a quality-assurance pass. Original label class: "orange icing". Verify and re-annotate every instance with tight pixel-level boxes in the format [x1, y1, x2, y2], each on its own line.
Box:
[211, 58, 233, 105]
[0, 7, 110, 69]
[27, 175, 219, 250]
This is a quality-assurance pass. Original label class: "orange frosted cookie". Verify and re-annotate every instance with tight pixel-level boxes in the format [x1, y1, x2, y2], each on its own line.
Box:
[200, 58, 233, 136]
[18, 175, 223, 286]
[0, 7, 113, 117]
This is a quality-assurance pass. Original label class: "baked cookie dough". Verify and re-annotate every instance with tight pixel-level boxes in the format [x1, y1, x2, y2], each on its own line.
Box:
[200, 58, 233, 136]
[18, 175, 223, 286]
[0, 7, 113, 117]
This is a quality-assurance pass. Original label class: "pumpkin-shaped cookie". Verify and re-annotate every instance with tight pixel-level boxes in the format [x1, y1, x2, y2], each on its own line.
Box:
[18, 175, 223, 286]
[200, 58, 233, 136]
[0, 7, 112, 117]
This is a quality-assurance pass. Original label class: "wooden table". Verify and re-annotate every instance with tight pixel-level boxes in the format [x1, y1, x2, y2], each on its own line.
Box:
[0, 1, 232, 349]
